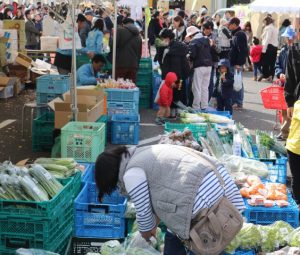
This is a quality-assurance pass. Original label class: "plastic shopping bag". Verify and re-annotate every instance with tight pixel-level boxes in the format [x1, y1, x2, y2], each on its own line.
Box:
[126, 232, 161, 255]
[233, 70, 243, 92]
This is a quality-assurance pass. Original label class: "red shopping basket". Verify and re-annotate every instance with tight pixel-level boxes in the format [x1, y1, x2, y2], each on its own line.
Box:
[260, 85, 287, 110]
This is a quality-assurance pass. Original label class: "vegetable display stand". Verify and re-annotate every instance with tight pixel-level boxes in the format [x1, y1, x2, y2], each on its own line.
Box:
[32, 111, 55, 152]
[36, 75, 70, 94]
[251, 145, 288, 184]
[107, 101, 138, 117]
[104, 88, 139, 104]
[243, 193, 299, 228]
[61, 122, 105, 163]
[64, 237, 124, 255]
[96, 115, 110, 143]
[0, 177, 77, 254]
[74, 183, 127, 239]
[81, 163, 95, 184]
[111, 114, 140, 145]
[164, 122, 209, 141]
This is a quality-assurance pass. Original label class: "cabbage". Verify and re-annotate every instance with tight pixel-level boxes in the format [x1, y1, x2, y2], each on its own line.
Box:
[257, 225, 275, 252]
[224, 236, 240, 254]
[272, 221, 293, 247]
[100, 240, 125, 255]
[238, 223, 261, 250]
[288, 227, 300, 247]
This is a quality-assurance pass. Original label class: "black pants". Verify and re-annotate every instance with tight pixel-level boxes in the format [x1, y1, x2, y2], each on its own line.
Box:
[217, 96, 233, 115]
[261, 44, 278, 78]
[164, 231, 187, 255]
[287, 150, 300, 204]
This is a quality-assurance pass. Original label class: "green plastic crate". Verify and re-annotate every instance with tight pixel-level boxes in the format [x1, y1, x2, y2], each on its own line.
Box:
[164, 122, 209, 140]
[96, 115, 108, 145]
[0, 174, 80, 219]
[139, 98, 151, 109]
[0, 210, 73, 255]
[76, 54, 90, 69]
[61, 122, 105, 162]
[139, 58, 152, 70]
[32, 112, 55, 152]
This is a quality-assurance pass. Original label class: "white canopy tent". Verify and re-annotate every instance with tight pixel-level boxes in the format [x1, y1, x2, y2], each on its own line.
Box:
[249, 0, 300, 14]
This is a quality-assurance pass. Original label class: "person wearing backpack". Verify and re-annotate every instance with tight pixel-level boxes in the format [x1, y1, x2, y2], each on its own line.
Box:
[187, 26, 214, 110]
[94, 145, 245, 255]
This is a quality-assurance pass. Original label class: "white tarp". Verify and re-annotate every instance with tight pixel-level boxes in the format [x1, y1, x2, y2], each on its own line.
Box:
[249, 0, 300, 14]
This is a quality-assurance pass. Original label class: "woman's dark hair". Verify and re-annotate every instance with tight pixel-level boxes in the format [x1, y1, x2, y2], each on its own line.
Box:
[117, 15, 124, 25]
[92, 18, 104, 31]
[92, 54, 106, 64]
[3, 7, 12, 19]
[160, 28, 175, 40]
[177, 10, 185, 19]
[95, 146, 129, 201]
[173, 15, 184, 27]
[202, 20, 214, 30]
[253, 37, 259, 45]
[76, 13, 87, 23]
[282, 19, 291, 27]
[0, 13, 3, 21]
[153, 11, 160, 19]
[244, 21, 252, 32]
[264, 16, 274, 25]
[25, 9, 31, 17]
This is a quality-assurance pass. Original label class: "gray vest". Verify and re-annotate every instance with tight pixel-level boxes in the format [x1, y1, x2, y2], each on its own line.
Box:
[118, 144, 215, 239]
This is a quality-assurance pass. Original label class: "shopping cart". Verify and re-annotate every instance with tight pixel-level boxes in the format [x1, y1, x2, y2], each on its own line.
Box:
[260, 84, 287, 129]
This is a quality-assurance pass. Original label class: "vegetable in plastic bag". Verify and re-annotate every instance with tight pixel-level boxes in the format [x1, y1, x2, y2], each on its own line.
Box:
[126, 232, 161, 255]
[237, 223, 261, 250]
[257, 225, 276, 252]
[125, 201, 136, 219]
[16, 248, 59, 255]
[272, 221, 294, 247]
[224, 236, 241, 254]
[100, 240, 125, 255]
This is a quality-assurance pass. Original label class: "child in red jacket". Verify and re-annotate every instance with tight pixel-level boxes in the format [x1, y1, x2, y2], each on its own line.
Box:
[250, 37, 263, 81]
[155, 72, 178, 125]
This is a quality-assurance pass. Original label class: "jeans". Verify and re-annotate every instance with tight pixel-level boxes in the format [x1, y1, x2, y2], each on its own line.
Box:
[163, 231, 188, 255]
[253, 63, 262, 77]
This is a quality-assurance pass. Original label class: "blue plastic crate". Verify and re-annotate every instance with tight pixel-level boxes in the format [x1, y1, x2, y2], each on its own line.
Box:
[81, 163, 95, 184]
[152, 72, 161, 110]
[193, 109, 232, 119]
[243, 192, 299, 228]
[107, 101, 138, 116]
[222, 249, 255, 255]
[105, 88, 139, 104]
[36, 92, 63, 104]
[251, 145, 287, 184]
[74, 183, 127, 238]
[36, 75, 70, 94]
[111, 114, 140, 145]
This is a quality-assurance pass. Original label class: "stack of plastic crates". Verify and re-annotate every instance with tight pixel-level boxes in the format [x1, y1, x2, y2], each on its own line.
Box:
[32, 111, 55, 152]
[111, 114, 140, 145]
[61, 122, 106, 162]
[0, 173, 81, 254]
[152, 71, 162, 110]
[137, 58, 153, 109]
[35, 74, 70, 116]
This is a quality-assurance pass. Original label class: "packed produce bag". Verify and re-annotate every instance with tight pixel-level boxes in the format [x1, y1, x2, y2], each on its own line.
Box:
[286, 227, 300, 247]
[126, 232, 161, 255]
[16, 249, 59, 255]
[100, 240, 125, 255]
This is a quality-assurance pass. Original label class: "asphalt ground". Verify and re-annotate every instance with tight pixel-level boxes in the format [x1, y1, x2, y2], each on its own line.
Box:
[0, 71, 280, 164]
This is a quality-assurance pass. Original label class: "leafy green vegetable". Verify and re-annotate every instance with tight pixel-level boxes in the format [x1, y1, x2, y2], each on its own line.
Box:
[288, 227, 300, 247]
[100, 240, 125, 255]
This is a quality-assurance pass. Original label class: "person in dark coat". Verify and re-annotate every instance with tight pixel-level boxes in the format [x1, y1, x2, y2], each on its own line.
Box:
[25, 9, 40, 50]
[155, 29, 190, 115]
[228, 17, 248, 110]
[215, 59, 234, 114]
[114, 18, 142, 83]
[3, 7, 12, 19]
[148, 11, 162, 46]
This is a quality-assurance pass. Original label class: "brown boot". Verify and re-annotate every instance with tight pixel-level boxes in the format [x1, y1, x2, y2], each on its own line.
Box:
[253, 76, 257, 81]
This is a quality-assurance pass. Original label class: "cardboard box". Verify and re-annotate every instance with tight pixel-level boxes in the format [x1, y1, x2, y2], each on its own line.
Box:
[0, 77, 22, 96]
[54, 99, 105, 129]
[7, 64, 30, 83]
[15, 52, 33, 68]
[40, 36, 59, 51]
[63, 88, 105, 106]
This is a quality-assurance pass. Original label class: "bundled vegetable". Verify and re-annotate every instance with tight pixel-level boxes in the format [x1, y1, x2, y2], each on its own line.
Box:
[287, 227, 300, 247]
[97, 78, 136, 89]
[257, 131, 287, 156]
[159, 129, 201, 150]
[179, 112, 232, 124]
[180, 113, 205, 123]
[0, 162, 63, 202]
[236, 124, 254, 158]
[34, 158, 77, 178]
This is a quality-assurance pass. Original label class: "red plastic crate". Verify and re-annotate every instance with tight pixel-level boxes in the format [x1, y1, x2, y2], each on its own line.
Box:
[260, 85, 287, 110]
